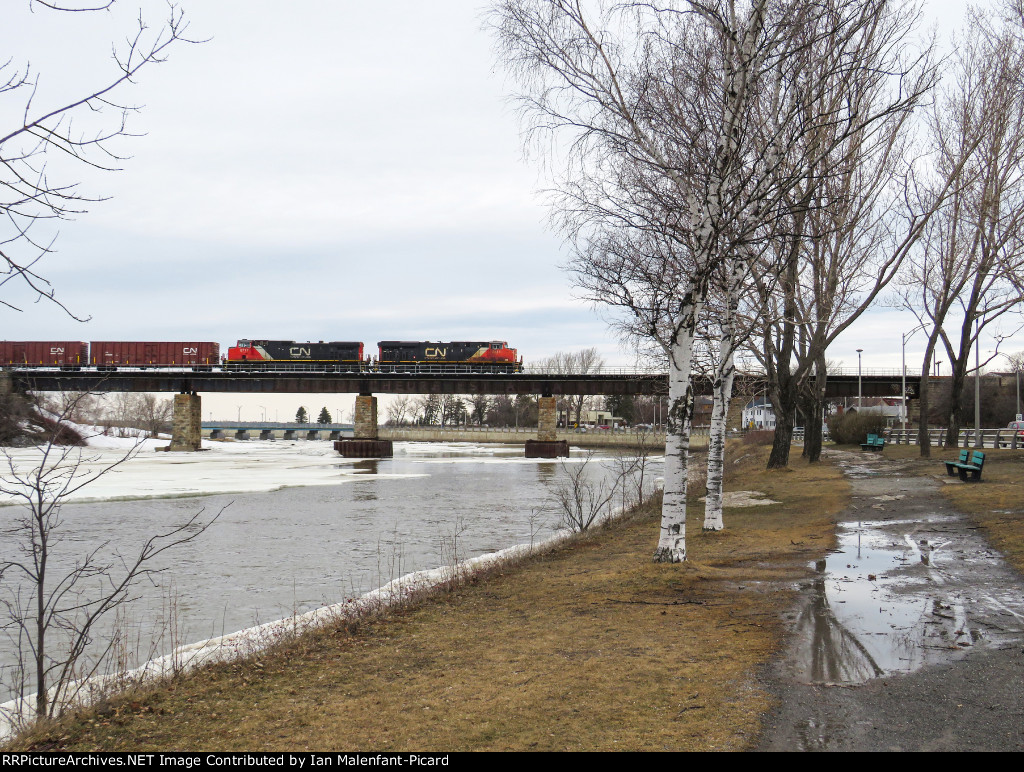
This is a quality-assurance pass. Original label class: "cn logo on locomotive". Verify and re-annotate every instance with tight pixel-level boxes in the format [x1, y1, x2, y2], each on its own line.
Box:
[289, 347, 312, 358]
[424, 347, 447, 358]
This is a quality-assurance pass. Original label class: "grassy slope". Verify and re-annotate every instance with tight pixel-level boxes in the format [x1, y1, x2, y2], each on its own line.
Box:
[11, 445, 847, 752]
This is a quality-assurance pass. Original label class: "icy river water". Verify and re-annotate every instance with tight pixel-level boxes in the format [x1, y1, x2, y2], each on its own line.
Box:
[0, 440, 658, 699]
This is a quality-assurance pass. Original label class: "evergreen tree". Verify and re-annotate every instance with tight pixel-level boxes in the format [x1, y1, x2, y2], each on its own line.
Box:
[318, 407, 332, 424]
[296, 406, 308, 424]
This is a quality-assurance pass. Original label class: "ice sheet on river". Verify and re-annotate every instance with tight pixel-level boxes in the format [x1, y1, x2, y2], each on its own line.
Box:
[0, 439, 434, 504]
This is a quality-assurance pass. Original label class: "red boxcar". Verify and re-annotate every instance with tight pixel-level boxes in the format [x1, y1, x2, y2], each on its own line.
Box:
[89, 341, 220, 366]
[1, 341, 88, 366]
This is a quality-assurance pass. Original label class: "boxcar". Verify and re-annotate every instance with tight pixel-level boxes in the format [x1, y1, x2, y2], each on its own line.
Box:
[377, 341, 521, 371]
[226, 340, 364, 368]
[89, 341, 220, 367]
[1, 341, 88, 367]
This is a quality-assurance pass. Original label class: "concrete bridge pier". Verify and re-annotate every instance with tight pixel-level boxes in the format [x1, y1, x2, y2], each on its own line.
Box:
[259, 430, 273, 440]
[0, 372, 11, 395]
[525, 395, 569, 458]
[164, 393, 203, 452]
[306, 430, 320, 441]
[334, 394, 393, 458]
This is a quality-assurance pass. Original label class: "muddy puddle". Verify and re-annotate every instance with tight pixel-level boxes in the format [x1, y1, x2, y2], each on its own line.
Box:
[782, 462, 1024, 686]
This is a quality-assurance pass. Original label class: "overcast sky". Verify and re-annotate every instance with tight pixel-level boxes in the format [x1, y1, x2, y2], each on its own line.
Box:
[2, 0, 1010, 419]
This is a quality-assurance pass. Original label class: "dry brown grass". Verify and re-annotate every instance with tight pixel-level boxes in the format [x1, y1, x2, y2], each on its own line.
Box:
[881, 444, 1024, 575]
[9, 445, 847, 752]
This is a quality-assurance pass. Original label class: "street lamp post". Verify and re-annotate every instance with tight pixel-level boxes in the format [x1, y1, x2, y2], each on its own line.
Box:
[902, 325, 927, 431]
[975, 319, 982, 449]
[236, 405, 242, 422]
[856, 349, 863, 410]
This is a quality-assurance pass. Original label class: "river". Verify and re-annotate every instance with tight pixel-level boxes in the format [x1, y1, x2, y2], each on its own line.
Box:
[0, 440, 661, 700]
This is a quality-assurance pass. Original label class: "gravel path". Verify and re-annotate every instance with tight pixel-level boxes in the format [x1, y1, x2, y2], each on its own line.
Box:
[757, 450, 1024, 751]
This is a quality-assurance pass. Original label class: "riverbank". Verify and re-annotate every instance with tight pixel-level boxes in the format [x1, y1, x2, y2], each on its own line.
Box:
[7, 443, 846, 751]
[379, 426, 686, 449]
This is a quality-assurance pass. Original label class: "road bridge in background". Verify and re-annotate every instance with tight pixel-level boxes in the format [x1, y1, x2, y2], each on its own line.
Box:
[201, 421, 354, 441]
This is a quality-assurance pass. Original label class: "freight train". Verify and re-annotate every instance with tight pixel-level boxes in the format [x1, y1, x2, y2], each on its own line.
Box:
[1, 339, 523, 373]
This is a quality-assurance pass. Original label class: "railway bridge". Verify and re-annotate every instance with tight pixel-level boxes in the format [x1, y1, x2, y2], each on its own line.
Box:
[1, 368, 920, 458]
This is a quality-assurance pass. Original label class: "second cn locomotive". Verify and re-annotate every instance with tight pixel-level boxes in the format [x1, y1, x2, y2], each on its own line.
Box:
[377, 341, 521, 372]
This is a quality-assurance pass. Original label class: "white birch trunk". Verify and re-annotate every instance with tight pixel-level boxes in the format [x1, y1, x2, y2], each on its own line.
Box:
[654, 320, 698, 563]
[704, 260, 744, 531]
[703, 343, 735, 531]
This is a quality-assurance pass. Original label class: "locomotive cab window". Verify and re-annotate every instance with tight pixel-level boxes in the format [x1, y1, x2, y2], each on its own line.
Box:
[491, 343, 501, 349]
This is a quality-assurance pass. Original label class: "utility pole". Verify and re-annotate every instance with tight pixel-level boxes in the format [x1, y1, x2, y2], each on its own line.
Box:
[857, 349, 863, 409]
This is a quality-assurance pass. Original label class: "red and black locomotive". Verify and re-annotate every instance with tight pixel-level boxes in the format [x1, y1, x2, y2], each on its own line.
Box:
[377, 341, 521, 372]
[226, 340, 364, 369]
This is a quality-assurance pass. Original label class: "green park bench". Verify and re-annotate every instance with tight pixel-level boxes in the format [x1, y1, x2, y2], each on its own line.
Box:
[946, 450, 986, 482]
[860, 433, 885, 451]
[944, 450, 970, 476]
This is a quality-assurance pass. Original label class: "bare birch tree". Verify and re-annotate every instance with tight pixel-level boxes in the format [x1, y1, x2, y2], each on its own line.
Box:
[1, 1, 196, 316]
[493, 0, 941, 559]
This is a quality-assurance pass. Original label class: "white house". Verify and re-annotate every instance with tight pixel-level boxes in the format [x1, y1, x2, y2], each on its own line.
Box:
[741, 397, 776, 430]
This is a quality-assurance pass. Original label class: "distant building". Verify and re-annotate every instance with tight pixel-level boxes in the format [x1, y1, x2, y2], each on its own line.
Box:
[841, 397, 903, 426]
[741, 397, 775, 430]
[557, 409, 622, 427]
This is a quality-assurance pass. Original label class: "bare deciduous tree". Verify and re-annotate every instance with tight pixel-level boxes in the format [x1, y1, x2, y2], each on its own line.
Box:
[553, 452, 618, 532]
[385, 395, 412, 426]
[532, 348, 605, 426]
[101, 392, 172, 438]
[0, 393, 221, 724]
[1, 1, 196, 316]
[897, 2, 1024, 454]
[740, 0, 944, 469]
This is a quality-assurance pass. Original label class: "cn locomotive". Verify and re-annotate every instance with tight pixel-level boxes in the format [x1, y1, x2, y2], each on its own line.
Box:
[2, 338, 523, 373]
[377, 341, 521, 372]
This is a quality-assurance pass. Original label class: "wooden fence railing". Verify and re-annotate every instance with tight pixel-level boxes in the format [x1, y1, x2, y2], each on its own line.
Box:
[882, 427, 1024, 449]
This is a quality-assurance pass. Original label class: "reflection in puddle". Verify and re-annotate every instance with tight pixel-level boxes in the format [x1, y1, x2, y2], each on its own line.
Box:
[788, 516, 1024, 685]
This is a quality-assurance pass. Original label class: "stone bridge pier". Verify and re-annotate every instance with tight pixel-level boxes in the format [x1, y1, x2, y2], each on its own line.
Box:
[525, 394, 569, 458]
[163, 393, 202, 452]
[334, 394, 393, 458]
